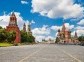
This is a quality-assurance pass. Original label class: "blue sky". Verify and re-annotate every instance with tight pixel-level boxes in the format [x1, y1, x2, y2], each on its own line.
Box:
[0, 0, 84, 41]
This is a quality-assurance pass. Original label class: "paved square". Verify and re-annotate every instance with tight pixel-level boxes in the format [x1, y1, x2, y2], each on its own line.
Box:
[0, 44, 84, 62]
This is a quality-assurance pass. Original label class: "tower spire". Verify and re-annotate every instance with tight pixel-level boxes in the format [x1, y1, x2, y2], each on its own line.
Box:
[9, 12, 17, 26]
[23, 23, 26, 32]
[27, 22, 32, 35]
[62, 19, 66, 32]
[75, 31, 78, 38]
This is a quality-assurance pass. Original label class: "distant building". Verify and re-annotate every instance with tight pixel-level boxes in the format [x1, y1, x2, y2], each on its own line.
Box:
[72, 31, 79, 44]
[6, 12, 21, 44]
[56, 22, 78, 44]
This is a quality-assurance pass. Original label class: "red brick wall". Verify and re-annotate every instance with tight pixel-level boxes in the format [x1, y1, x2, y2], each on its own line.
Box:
[6, 26, 21, 44]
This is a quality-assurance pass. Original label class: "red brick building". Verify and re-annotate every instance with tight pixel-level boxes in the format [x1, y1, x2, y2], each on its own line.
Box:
[6, 12, 21, 44]
[56, 22, 79, 44]
[57, 23, 71, 43]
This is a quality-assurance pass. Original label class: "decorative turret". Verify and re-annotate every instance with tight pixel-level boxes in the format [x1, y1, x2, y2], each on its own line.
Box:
[57, 29, 60, 37]
[27, 23, 32, 35]
[23, 23, 26, 32]
[62, 24, 66, 32]
[9, 12, 17, 26]
[62, 20, 66, 32]
[58, 29, 60, 32]
[74, 31, 78, 38]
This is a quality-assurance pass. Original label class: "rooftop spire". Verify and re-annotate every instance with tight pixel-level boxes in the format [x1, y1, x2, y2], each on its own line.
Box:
[62, 19, 66, 32]
[23, 23, 26, 32]
[11, 12, 15, 16]
[75, 31, 78, 38]
[9, 12, 17, 26]
[27, 22, 32, 35]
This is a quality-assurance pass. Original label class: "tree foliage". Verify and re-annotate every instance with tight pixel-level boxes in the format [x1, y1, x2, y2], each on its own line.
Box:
[0, 26, 16, 43]
[0, 28, 7, 42]
[6, 31, 16, 43]
[78, 35, 84, 46]
[55, 37, 60, 43]
[21, 30, 35, 43]
[78, 35, 84, 41]
[21, 31, 28, 43]
[0, 26, 35, 44]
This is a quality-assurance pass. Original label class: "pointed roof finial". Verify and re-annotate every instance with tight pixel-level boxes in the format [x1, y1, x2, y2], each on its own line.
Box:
[62, 19, 66, 32]
[23, 23, 26, 32]
[11, 10, 15, 16]
[75, 31, 77, 38]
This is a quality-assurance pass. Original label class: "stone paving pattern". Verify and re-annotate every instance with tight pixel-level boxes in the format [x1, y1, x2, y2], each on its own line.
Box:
[0, 44, 84, 62]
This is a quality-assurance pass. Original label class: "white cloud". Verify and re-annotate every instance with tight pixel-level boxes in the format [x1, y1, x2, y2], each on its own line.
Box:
[51, 26, 62, 31]
[31, 20, 35, 24]
[32, 25, 53, 42]
[0, 14, 10, 28]
[27, 20, 35, 25]
[0, 12, 26, 30]
[35, 35, 45, 42]
[21, 0, 28, 4]
[71, 29, 84, 36]
[64, 23, 74, 30]
[45, 36, 55, 41]
[75, 26, 84, 30]
[77, 19, 84, 25]
[31, 0, 84, 19]
[77, 30, 84, 36]
[71, 25, 84, 36]
[34, 35, 55, 42]
[32, 25, 50, 35]
[51, 23, 74, 31]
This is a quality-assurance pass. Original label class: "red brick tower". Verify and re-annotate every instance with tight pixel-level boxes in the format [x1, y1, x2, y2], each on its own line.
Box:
[6, 12, 21, 44]
[23, 23, 26, 32]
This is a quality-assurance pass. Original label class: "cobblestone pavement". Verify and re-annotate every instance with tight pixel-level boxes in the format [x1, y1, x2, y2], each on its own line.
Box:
[0, 44, 84, 62]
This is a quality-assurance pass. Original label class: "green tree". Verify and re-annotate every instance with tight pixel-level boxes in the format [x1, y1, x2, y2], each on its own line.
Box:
[78, 35, 84, 41]
[0, 28, 7, 42]
[21, 30, 35, 43]
[21, 31, 28, 43]
[27, 35, 35, 43]
[0, 26, 3, 29]
[55, 37, 60, 43]
[0, 26, 16, 43]
[78, 35, 84, 45]
[6, 31, 16, 43]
